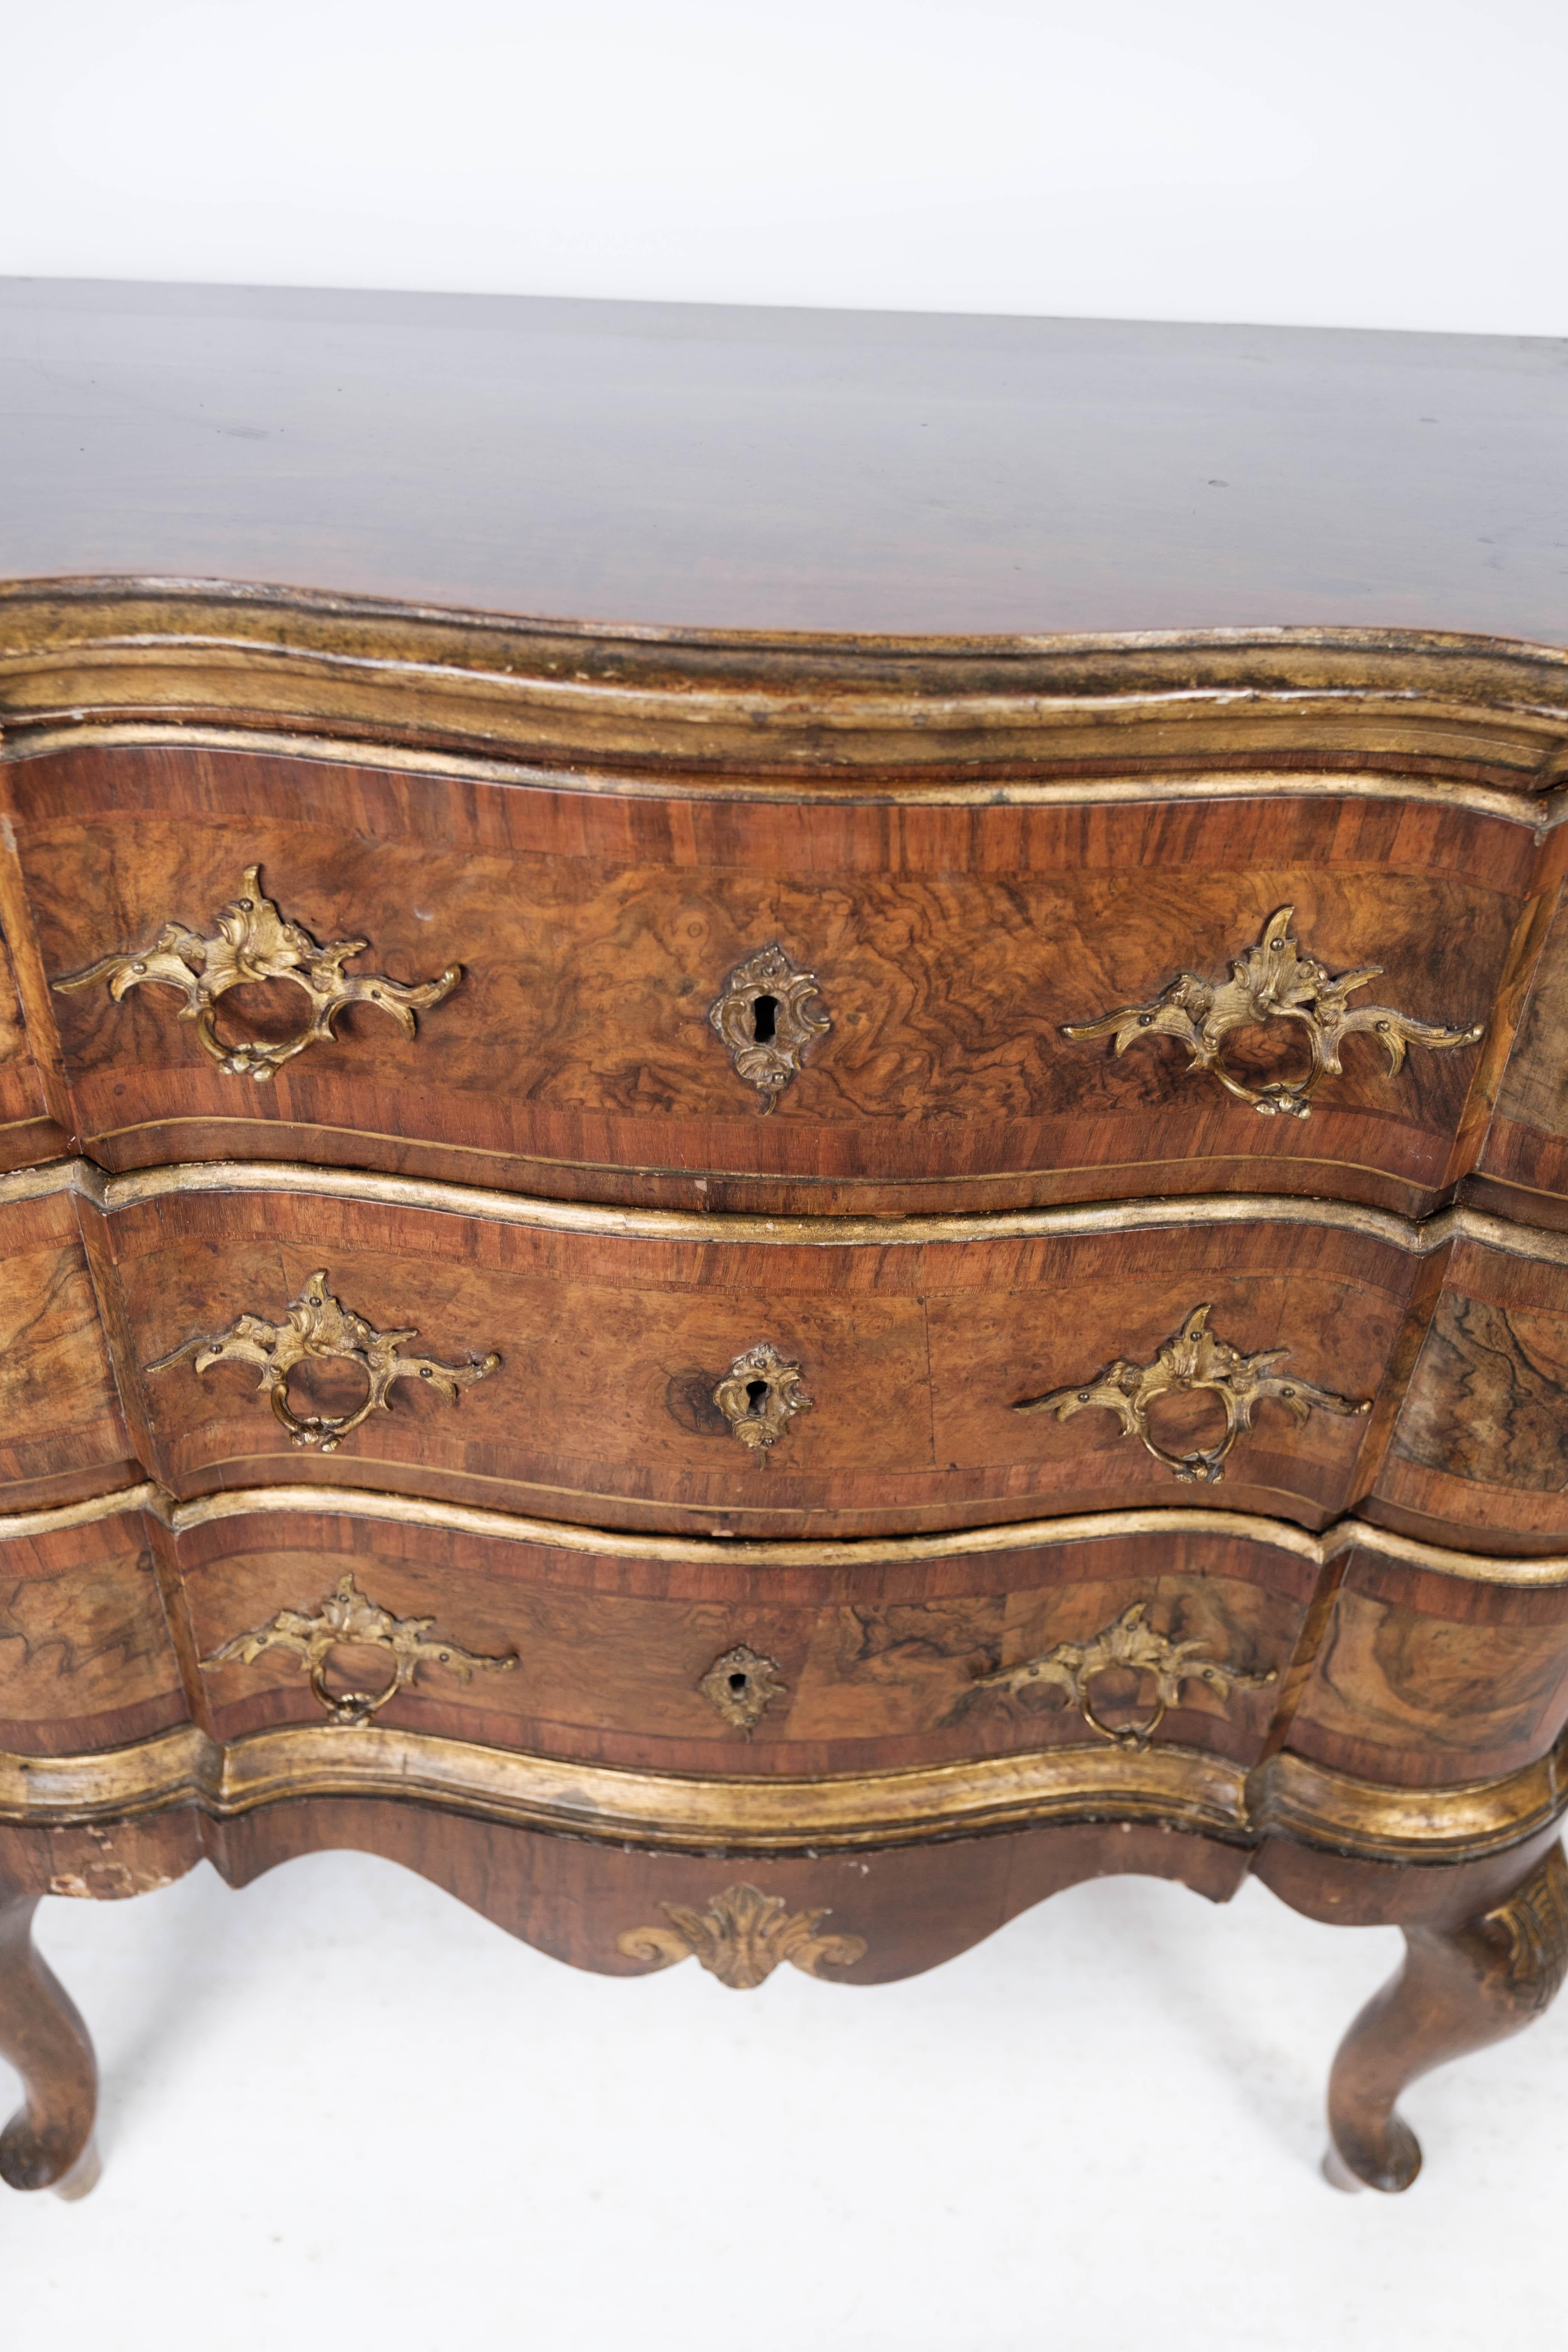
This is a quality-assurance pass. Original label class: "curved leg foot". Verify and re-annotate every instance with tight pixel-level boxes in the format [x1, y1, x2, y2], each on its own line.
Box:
[0, 1890, 99, 2196]
[1326, 1840, 1568, 2193]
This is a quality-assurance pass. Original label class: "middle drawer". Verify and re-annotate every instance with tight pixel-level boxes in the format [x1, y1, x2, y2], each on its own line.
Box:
[73, 1173, 1423, 1538]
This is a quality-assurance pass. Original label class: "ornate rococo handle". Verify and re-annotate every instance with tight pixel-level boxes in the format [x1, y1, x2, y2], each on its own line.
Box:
[147, 1269, 499, 1453]
[53, 864, 460, 1081]
[201, 1571, 516, 1726]
[1062, 903, 1483, 1119]
[972, 1601, 1275, 1749]
[1015, 1301, 1370, 1485]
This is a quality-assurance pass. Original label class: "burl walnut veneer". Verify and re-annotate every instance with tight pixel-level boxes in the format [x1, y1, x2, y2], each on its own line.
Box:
[0, 279, 1565, 2199]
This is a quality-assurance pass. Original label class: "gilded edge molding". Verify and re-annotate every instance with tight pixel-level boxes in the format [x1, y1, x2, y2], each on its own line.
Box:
[0, 589, 1565, 782]
[8, 1154, 1568, 1269]
[8, 1480, 1568, 1592]
[6, 723, 1562, 829]
[0, 1717, 1560, 1866]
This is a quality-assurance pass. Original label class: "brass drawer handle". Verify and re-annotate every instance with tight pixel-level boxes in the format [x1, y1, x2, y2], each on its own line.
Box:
[712, 1341, 813, 1450]
[973, 1601, 1275, 1750]
[709, 944, 829, 1112]
[1015, 1300, 1369, 1485]
[147, 1269, 499, 1453]
[202, 1571, 516, 1726]
[53, 863, 460, 1081]
[1062, 903, 1482, 1119]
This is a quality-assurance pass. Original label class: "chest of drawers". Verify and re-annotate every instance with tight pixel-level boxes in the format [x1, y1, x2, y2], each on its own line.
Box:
[0, 280, 1564, 2200]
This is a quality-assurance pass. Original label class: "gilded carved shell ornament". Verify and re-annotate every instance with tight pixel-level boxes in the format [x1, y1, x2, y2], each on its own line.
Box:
[1062, 904, 1483, 1119]
[616, 1884, 867, 1990]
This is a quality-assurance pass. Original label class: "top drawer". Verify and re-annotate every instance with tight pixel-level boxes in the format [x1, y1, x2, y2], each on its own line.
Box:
[0, 738, 1542, 1216]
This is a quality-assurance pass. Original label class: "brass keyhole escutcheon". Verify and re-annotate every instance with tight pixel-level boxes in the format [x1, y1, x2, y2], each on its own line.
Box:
[699, 1643, 787, 1737]
[708, 944, 829, 1112]
[712, 1343, 813, 1450]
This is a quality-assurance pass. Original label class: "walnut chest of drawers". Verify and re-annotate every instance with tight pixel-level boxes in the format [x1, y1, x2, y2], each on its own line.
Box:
[0, 279, 1565, 2199]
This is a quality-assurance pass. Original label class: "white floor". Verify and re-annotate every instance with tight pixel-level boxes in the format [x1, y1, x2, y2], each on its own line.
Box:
[2, 1849, 1563, 2350]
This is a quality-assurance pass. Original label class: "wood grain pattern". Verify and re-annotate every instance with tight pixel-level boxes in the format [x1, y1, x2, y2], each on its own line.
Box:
[0, 1194, 133, 1509]
[1375, 1243, 1568, 1551]
[93, 1186, 1412, 1536]
[178, 1510, 1311, 1776]
[1473, 879, 1568, 1225]
[0, 1510, 185, 1758]
[0, 921, 55, 1172]
[4, 287, 1566, 646]
[1288, 1545, 1568, 1785]
[2, 742, 1529, 1215]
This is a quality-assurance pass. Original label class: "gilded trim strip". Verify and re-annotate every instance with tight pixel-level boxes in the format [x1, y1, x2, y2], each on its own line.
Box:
[1250, 1745, 1568, 1860]
[12, 1477, 1568, 1592]
[2, 591, 1565, 786]
[0, 1483, 163, 1543]
[0, 1717, 1559, 1863]
[9, 1154, 1568, 1266]
[3, 721, 1559, 830]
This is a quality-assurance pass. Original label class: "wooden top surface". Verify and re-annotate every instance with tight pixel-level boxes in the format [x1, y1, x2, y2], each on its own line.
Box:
[1, 277, 1564, 645]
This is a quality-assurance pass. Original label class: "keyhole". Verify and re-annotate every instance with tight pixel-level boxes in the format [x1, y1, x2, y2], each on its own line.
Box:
[752, 994, 779, 1043]
[745, 1379, 770, 1414]
[728, 1671, 750, 1697]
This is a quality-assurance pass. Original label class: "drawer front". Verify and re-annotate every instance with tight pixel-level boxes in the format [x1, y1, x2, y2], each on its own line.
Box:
[0, 1507, 187, 1756]
[0, 922, 59, 1171]
[7, 742, 1526, 1216]
[1475, 875, 1568, 1226]
[96, 1183, 1410, 1536]
[0, 1193, 135, 1510]
[1287, 1545, 1568, 1786]
[1373, 1239, 1568, 1553]
[178, 1509, 1312, 1775]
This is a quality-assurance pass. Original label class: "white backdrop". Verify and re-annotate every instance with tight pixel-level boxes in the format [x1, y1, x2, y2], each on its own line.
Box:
[2, 0, 1565, 335]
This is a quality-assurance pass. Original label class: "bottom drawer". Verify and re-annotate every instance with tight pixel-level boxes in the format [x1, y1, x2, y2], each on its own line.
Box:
[8, 1491, 1566, 1807]
[173, 1498, 1311, 1775]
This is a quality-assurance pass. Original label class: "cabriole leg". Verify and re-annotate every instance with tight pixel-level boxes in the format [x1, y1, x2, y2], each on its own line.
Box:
[0, 1888, 100, 2198]
[1326, 1839, 1568, 2193]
